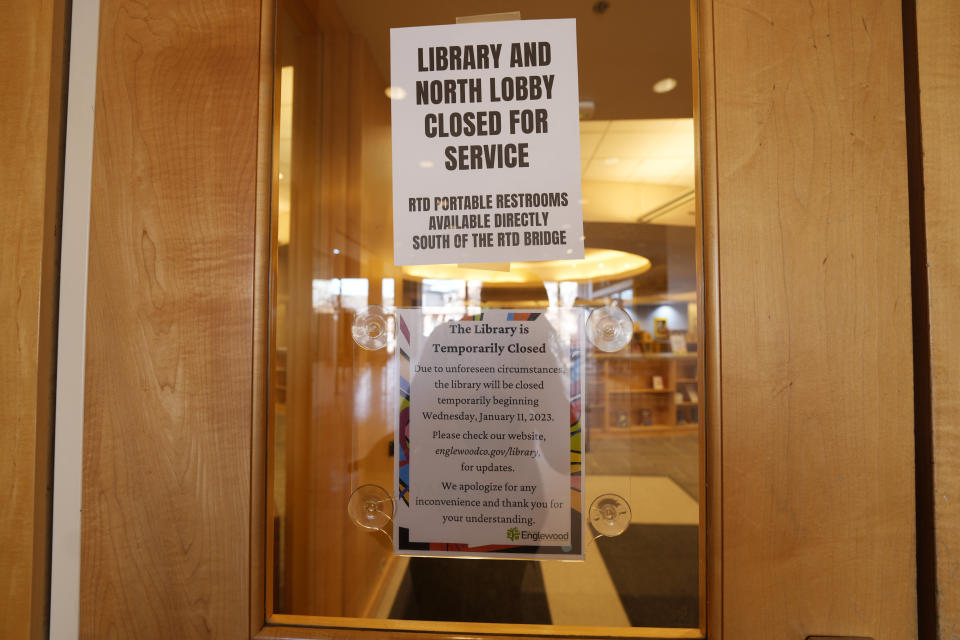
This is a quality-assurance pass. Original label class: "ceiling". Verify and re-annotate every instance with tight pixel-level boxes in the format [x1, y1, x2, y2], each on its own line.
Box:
[330, 1, 698, 226]
[581, 118, 694, 186]
[333, 0, 694, 121]
[278, 0, 699, 279]
[580, 118, 695, 226]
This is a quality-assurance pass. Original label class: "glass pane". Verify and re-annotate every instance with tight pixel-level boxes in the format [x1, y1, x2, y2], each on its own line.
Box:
[269, 0, 700, 633]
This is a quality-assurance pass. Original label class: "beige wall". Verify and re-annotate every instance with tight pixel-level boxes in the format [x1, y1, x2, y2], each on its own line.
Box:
[0, 2, 67, 639]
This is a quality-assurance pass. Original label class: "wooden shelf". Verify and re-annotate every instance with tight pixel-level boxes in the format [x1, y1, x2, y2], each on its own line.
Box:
[591, 351, 697, 361]
[587, 350, 699, 438]
[590, 424, 698, 439]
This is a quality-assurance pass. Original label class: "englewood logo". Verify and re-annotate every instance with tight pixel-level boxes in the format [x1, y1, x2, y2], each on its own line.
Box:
[521, 530, 569, 542]
[506, 527, 520, 541]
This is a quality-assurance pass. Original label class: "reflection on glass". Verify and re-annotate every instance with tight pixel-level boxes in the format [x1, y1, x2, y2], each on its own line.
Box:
[340, 278, 370, 311]
[381, 278, 395, 309]
[269, 0, 699, 633]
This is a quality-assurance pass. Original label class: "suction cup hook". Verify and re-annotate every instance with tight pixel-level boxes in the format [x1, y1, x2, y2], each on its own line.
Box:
[586, 305, 633, 352]
[347, 484, 394, 531]
[352, 305, 390, 350]
[588, 493, 632, 537]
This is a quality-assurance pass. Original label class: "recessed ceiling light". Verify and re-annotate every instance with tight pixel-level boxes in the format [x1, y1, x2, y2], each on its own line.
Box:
[385, 86, 407, 100]
[418, 160, 434, 168]
[602, 157, 620, 166]
[653, 77, 678, 94]
[332, 248, 341, 255]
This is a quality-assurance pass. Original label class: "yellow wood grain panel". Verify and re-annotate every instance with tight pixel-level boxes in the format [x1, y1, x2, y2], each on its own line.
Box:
[277, 0, 334, 614]
[916, 0, 960, 635]
[80, 1, 261, 637]
[277, 10, 394, 615]
[0, 2, 67, 639]
[341, 34, 396, 619]
[711, 0, 917, 637]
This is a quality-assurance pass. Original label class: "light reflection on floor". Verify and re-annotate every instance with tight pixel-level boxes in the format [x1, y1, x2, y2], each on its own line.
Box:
[370, 474, 699, 627]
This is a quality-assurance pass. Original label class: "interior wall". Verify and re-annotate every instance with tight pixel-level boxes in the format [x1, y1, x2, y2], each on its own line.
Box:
[277, 0, 396, 617]
[0, 2, 67, 639]
[708, 0, 917, 637]
[916, 0, 960, 635]
[79, 1, 262, 637]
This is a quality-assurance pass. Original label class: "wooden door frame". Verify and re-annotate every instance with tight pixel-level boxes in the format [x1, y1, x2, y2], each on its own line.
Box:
[49, 0, 935, 639]
[911, 0, 960, 635]
[692, 0, 722, 636]
[252, 1, 716, 639]
[1, 2, 68, 640]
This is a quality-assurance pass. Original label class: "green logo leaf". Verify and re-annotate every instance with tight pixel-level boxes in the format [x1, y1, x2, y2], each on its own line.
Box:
[506, 527, 520, 542]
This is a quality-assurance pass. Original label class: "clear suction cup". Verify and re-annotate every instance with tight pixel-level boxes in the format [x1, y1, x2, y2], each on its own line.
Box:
[352, 306, 390, 350]
[586, 305, 633, 352]
[588, 493, 632, 537]
[347, 484, 394, 530]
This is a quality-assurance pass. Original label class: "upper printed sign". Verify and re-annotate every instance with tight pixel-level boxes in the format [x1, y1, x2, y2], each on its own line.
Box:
[390, 19, 585, 266]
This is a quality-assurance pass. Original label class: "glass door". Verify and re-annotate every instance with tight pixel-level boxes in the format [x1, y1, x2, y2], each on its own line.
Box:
[267, 1, 703, 635]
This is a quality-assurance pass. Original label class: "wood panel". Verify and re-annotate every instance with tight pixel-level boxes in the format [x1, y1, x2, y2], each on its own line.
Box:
[691, 0, 721, 634]
[0, 2, 67, 639]
[252, 0, 276, 632]
[278, 0, 327, 614]
[275, 0, 395, 616]
[261, 615, 703, 639]
[342, 32, 396, 618]
[709, 0, 917, 637]
[80, 1, 262, 638]
[915, 0, 960, 635]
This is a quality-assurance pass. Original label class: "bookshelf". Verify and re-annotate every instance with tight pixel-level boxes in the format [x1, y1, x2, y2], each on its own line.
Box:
[586, 352, 698, 438]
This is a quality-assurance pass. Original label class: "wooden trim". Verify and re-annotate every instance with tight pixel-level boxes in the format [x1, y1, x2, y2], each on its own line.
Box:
[691, 0, 721, 638]
[258, 627, 700, 640]
[259, 2, 709, 638]
[253, 0, 277, 634]
[914, 0, 960, 633]
[0, 1, 68, 639]
[258, 626, 698, 640]
[899, 0, 935, 634]
[263, 0, 282, 621]
[262, 616, 702, 639]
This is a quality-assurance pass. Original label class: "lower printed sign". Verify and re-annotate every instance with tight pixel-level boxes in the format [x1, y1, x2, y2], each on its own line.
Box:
[394, 309, 584, 559]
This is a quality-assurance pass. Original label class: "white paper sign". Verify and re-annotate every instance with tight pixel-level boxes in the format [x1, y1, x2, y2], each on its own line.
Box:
[394, 309, 584, 559]
[390, 20, 585, 266]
